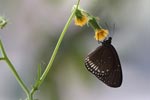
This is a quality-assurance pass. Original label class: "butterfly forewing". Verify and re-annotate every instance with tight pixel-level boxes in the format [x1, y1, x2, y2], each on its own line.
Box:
[85, 37, 122, 87]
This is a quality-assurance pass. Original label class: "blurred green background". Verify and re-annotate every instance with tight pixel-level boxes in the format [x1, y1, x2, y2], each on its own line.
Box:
[0, 0, 150, 100]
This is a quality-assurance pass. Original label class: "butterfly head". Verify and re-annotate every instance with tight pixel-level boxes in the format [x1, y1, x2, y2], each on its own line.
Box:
[102, 37, 112, 45]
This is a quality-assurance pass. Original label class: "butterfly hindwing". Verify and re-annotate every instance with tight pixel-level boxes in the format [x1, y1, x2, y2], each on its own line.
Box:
[85, 37, 122, 87]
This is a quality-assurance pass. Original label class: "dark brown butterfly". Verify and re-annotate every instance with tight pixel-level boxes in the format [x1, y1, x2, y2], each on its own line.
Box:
[85, 37, 122, 87]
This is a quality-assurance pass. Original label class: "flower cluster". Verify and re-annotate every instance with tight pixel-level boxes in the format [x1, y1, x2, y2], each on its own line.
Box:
[73, 6, 109, 42]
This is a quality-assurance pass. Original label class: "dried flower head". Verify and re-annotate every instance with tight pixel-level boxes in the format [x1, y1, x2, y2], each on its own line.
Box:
[94, 29, 109, 41]
[75, 15, 88, 27]
[74, 9, 88, 27]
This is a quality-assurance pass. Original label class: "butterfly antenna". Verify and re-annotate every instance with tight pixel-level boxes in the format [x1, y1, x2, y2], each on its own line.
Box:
[112, 24, 116, 37]
[105, 21, 112, 38]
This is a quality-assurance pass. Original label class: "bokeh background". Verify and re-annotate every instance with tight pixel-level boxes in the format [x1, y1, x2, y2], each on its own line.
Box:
[0, 0, 150, 100]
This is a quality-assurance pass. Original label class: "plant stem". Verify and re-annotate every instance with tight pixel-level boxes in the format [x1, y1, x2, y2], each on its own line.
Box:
[30, 0, 80, 96]
[0, 40, 30, 98]
[0, 0, 80, 99]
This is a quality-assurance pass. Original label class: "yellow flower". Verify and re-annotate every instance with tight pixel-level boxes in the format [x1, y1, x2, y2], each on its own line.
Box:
[74, 14, 88, 27]
[94, 29, 109, 41]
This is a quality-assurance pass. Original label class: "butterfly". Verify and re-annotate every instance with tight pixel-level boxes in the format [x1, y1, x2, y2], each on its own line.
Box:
[85, 37, 122, 87]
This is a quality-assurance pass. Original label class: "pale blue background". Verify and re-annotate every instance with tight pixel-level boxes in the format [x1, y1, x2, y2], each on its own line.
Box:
[0, 0, 150, 100]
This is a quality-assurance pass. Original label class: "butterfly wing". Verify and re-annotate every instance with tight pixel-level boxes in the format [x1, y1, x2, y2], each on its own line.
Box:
[85, 44, 122, 87]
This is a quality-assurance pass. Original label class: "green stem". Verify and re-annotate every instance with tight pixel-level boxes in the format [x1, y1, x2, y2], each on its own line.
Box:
[30, 0, 80, 96]
[0, 40, 30, 98]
